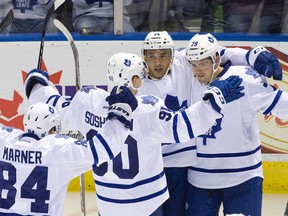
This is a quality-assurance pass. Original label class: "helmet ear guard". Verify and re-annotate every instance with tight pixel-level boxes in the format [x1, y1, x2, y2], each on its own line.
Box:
[107, 53, 145, 90]
[23, 103, 61, 139]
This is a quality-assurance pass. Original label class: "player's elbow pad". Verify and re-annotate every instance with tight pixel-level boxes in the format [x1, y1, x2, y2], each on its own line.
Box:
[25, 69, 50, 99]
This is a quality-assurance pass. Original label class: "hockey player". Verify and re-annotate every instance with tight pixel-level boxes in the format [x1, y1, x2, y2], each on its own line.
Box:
[185, 33, 288, 216]
[24, 52, 244, 216]
[0, 98, 135, 215]
[72, 0, 135, 33]
[138, 30, 282, 216]
[8, 0, 58, 33]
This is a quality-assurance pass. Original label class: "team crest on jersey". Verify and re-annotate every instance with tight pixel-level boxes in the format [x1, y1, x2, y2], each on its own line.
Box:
[245, 67, 260, 79]
[140, 95, 159, 106]
[81, 85, 97, 93]
[13, 0, 38, 12]
[165, 95, 188, 111]
[199, 118, 223, 145]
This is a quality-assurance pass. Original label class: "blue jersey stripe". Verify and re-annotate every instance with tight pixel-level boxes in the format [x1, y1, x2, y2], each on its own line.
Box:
[172, 114, 180, 143]
[89, 138, 99, 165]
[189, 161, 262, 173]
[46, 94, 60, 107]
[263, 90, 283, 115]
[94, 133, 114, 159]
[197, 145, 261, 158]
[0, 214, 49, 216]
[97, 185, 168, 204]
[163, 146, 196, 157]
[95, 170, 165, 189]
[181, 111, 194, 139]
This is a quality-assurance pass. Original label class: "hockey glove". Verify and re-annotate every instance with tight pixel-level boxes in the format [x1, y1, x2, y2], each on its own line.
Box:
[25, 69, 49, 99]
[106, 86, 138, 128]
[246, 46, 282, 80]
[203, 75, 245, 112]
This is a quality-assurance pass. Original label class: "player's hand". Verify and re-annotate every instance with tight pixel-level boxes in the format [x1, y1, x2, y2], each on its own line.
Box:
[25, 69, 49, 99]
[106, 86, 138, 128]
[246, 46, 282, 80]
[203, 76, 245, 112]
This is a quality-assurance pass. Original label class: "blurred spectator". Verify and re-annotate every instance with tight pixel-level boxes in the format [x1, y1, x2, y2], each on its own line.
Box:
[200, 0, 225, 32]
[72, 0, 135, 34]
[165, 0, 188, 31]
[222, 0, 262, 32]
[259, 0, 284, 33]
[9, 0, 58, 33]
[126, 0, 153, 31]
[282, 0, 288, 33]
[127, 0, 188, 32]
[198, 0, 285, 34]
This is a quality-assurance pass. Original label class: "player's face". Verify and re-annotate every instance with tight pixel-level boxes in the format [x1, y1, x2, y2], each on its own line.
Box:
[144, 49, 172, 79]
[190, 58, 214, 84]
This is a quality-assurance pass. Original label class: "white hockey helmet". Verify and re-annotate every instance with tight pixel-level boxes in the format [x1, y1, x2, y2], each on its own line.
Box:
[107, 53, 145, 89]
[141, 31, 175, 57]
[23, 102, 61, 139]
[186, 33, 220, 62]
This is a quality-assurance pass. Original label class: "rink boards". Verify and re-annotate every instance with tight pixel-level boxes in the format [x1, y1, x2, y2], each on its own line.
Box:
[0, 32, 287, 192]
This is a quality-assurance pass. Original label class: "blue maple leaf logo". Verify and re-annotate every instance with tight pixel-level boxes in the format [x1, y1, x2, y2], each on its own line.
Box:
[141, 95, 159, 106]
[199, 118, 223, 145]
[13, 0, 38, 13]
[245, 67, 261, 79]
[124, 59, 132, 67]
[165, 95, 188, 111]
[208, 36, 214, 43]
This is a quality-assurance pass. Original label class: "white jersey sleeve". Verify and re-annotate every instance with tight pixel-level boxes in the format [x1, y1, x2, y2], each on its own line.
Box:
[220, 46, 249, 66]
[135, 95, 222, 144]
[13, 0, 54, 19]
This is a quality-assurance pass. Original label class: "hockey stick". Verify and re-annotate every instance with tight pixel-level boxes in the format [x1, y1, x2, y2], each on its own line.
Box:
[0, 9, 14, 33]
[53, 19, 86, 216]
[37, 0, 65, 70]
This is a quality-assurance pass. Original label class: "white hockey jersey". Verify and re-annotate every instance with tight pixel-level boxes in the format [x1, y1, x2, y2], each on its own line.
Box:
[12, 0, 54, 19]
[0, 118, 129, 215]
[138, 47, 250, 168]
[188, 63, 288, 189]
[29, 84, 222, 216]
[138, 50, 196, 167]
[72, 0, 132, 19]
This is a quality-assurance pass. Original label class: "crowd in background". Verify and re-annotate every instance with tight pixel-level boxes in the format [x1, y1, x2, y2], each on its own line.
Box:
[0, 0, 287, 34]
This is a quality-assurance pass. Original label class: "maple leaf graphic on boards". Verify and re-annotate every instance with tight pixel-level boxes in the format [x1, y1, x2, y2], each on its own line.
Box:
[0, 60, 62, 130]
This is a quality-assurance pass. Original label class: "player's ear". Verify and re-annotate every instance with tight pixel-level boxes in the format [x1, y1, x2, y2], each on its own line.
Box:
[132, 75, 142, 89]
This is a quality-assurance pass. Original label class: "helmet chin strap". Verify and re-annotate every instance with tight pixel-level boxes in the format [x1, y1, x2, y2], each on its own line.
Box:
[206, 58, 219, 86]
[131, 84, 142, 91]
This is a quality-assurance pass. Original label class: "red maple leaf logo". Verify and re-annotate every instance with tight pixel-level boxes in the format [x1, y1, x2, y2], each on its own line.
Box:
[0, 90, 24, 129]
[0, 60, 62, 130]
[22, 61, 62, 84]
